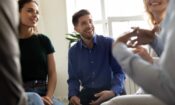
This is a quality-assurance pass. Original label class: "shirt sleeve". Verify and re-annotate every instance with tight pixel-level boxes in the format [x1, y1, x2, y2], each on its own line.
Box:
[109, 38, 125, 95]
[152, 57, 160, 65]
[112, 2, 175, 104]
[110, 55, 125, 95]
[67, 48, 80, 98]
[112, 41, 175, 104]
[39, 35, 55, 54]
[149, 35, 163, 56]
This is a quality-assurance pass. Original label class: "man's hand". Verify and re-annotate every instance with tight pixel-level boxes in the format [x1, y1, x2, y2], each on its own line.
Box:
[90, 90, 115, 105]
[42, 96, 53, 105]
[70, 96, 81, 105]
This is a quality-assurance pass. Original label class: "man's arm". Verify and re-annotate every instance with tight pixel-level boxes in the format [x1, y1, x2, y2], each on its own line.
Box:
[0, 0, 27, 105]
[110, 56, 125, 95]
[67, 48, 80, 99]
[109, 39, 125, 95]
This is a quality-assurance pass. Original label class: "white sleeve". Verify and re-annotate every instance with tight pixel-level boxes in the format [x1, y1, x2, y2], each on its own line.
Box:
[149, 35, 163, 56]
[135, 88, 146, 95]
[112, 41, 175, 105]
[112, 1, 175, 104]
[113, 42, 163, 93]
[152, 57, 159, 65]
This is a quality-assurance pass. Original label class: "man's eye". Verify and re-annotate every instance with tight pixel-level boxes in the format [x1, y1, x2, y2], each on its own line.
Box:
[27, 9, 33, 13]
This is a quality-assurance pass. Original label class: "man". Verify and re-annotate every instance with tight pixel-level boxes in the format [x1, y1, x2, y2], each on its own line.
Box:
[0, 0, 44, 105]
[67, 9, 125, 105]
[111, 0, 175, 104]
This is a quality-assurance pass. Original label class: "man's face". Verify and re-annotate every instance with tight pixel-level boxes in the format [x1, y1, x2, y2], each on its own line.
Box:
[75, 14, 95, 40]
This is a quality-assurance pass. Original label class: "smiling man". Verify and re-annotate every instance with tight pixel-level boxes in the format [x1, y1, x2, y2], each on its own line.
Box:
[67, 9, 126, 105]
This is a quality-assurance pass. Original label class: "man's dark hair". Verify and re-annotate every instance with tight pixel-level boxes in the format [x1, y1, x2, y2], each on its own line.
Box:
[72, 9, 90, 26]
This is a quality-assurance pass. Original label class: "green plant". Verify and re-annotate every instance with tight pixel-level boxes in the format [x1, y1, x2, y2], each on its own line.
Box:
[66, 32, 81, 48]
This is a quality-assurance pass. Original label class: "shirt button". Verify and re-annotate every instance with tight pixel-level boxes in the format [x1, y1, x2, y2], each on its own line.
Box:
[90, 61, 94, 64]
[92, 82, 94, 85]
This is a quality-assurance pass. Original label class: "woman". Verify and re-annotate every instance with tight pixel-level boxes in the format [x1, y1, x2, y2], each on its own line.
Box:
[18, 0, 63, 105]
[134, 0, 169, 95]
[134, 0, 169, 64]
[110, 0, 175, 104]
[102, 0, 169, 105]
[143, 0, 168, 27]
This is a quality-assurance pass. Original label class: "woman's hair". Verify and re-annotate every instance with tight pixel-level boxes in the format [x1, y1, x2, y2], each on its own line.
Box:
[143, 0, 156, 25]
[18, 0, 39, 34]
[143, 0, 168, 26]
[18, 0, 38, 11]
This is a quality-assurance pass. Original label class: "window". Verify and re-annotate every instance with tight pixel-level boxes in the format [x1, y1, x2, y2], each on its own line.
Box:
[105, 0, 144, 17]
[75, 0, 102, 21]
[108, 16, 150, 39]
[66, 0, 149, 38]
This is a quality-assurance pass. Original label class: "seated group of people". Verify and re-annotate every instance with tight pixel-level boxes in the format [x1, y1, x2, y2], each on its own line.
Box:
[1, 0, 175, 105]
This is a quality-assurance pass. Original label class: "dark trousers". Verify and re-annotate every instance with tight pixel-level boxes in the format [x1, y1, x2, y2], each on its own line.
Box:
[24, 80, 48, 96]
[69, 87, 126, 105]
[79, 88, 107, 105]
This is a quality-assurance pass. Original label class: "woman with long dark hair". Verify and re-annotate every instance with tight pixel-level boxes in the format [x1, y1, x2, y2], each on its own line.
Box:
[18, 0, 63, 105]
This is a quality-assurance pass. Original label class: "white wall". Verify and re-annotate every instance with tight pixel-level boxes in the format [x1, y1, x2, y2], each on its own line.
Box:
[38, 0, 69, 99]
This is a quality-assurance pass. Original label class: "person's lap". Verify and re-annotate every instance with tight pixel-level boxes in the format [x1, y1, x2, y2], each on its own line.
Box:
[101, 94, 167, 105]
[52, 97, 64, 105]
[26, 92, 44, 105]
[26, 86, 63, 105]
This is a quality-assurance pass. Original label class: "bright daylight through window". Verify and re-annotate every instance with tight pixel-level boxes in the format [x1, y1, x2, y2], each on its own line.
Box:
[66, 0, 149, 39]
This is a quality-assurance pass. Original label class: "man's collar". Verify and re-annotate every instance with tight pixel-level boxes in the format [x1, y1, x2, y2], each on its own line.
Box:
[80, 34, 97, 48]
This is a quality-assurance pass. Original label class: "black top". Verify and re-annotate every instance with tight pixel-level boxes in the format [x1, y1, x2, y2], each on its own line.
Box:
[19, 34, 55, 82]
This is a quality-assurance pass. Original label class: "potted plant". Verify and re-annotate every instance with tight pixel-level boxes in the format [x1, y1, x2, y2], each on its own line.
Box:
[66, 32, 80, 48]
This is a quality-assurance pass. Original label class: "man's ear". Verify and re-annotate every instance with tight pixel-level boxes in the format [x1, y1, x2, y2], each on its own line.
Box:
[74, 26, 79, 33]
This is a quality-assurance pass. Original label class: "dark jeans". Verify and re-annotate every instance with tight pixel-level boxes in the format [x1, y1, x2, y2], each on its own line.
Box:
[24, 81, 63, 105]
[69, 87, 126, 105]
[24, 80, 47, 96]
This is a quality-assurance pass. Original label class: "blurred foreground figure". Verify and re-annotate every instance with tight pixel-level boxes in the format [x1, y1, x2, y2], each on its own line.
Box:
[0, 0, 27, 105]
[111, 0, 175, 105]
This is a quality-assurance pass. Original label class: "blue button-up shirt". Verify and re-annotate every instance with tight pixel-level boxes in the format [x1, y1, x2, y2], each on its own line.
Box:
[68, 35, 125, 97]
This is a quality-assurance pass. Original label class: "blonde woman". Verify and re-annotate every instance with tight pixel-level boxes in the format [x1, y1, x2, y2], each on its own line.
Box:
[102, 0, 169, 105]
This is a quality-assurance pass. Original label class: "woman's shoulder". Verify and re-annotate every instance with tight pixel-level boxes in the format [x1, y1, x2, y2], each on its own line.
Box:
[36, 34, 55, 52]
[37, 34, 51, 42]
[37, 34, 49, 39]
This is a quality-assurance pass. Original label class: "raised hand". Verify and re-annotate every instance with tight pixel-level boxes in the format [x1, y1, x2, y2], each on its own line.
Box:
[129, 27, 157, 47]
[116, 31, 135, 45]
